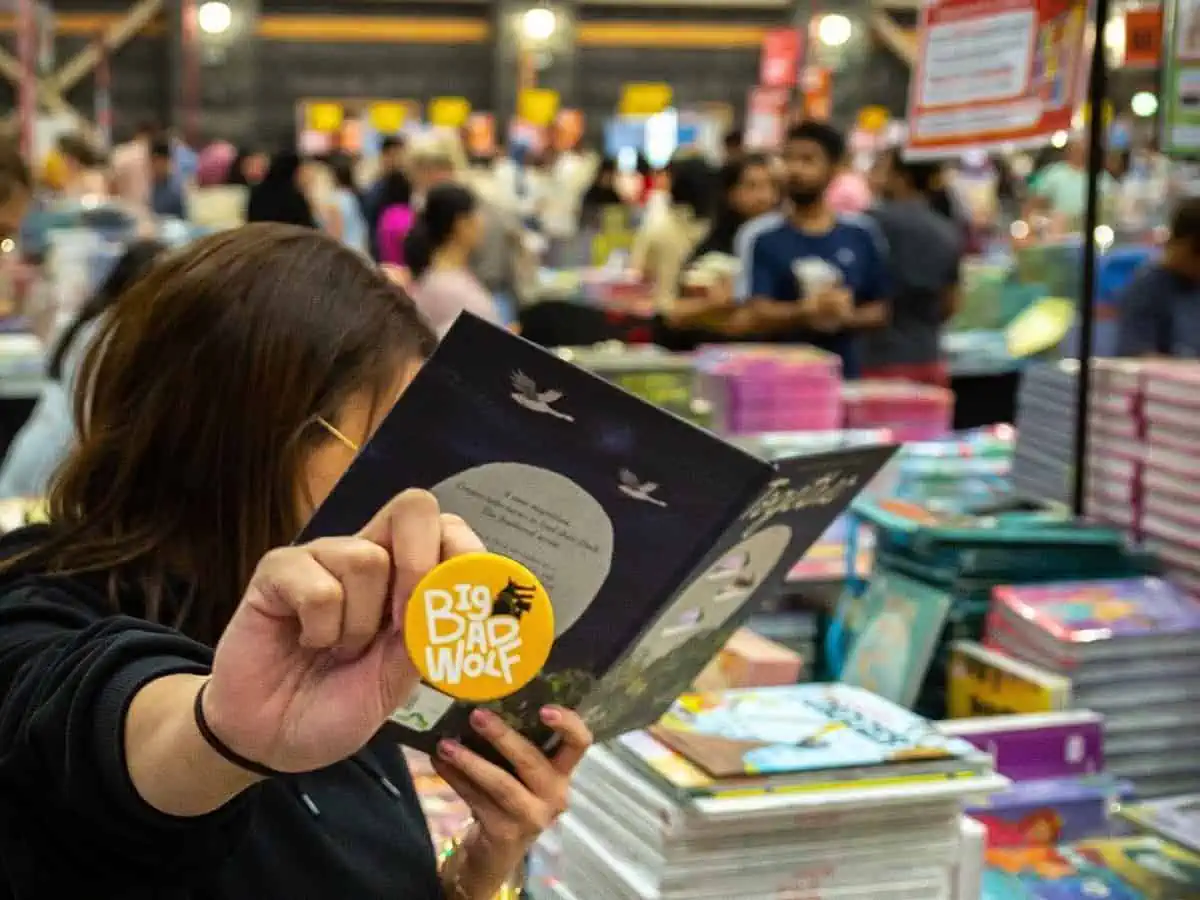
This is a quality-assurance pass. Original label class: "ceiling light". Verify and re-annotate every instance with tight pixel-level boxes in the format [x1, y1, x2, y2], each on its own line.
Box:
[197, 1, 233, 36]
[817, 14, 852, 48]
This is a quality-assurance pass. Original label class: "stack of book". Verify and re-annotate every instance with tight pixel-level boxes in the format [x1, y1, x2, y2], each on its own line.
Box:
[552, 343, 711, 426]
[985, 577, 1200, 796]
[984, 835, 1200, 897]
[1011, 359, 1147, 517]
[1139, 364, 1200, 593]
[885, 427, 1015, 513]
[836, 497, 1145, 718]
[527, 683, 1005, 900]
[841, 381, 954, 443]
[941, 711, 1134, 847]
[1011, 360, 1078, 507]
[1119, 793, 1200, 857]
[1085, 361, 1148, 534]
[693, 346, 843, 434]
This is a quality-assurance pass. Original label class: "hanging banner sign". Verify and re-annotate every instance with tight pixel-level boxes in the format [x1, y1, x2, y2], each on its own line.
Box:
[428, 96, 471, 129]
[905, 0, 1088, 158]
[802, 67, 832, 121]
[745, 87, 790, 149]
[1124, 8, 1163, 67]
[1164, 0, 1200, 152]
[760, 29, 801, 87]
[369, 101, 408, 135]
[305, 101, 345, 134]
[619, 82, 673, 117]
[518, 88, 560, 126]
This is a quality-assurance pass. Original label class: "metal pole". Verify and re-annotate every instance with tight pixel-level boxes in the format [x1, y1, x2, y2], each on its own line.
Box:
[1072, 0, 1111, 516]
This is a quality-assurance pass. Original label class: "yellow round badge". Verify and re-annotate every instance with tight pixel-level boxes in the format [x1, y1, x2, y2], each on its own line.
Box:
[405, 552, 554, 703]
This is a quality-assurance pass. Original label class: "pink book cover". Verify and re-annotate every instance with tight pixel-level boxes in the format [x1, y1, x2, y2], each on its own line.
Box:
[994, 577, 1200, 645]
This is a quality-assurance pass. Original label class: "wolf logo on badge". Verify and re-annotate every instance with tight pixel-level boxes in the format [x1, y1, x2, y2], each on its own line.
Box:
[492, 579, 537, 620]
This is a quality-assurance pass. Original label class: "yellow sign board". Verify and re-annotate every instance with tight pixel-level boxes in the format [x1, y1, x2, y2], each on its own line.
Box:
[306, 101, 344, 133]
[429, 96, 472, 129]
[619, 82, 672, 117]
[518, 88, 560, 126]
[369, 101, 408, 134]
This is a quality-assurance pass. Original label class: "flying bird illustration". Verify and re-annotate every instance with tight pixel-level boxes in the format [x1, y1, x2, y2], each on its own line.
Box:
[510, 371, 574, 421]
[619, 469, 667, 507]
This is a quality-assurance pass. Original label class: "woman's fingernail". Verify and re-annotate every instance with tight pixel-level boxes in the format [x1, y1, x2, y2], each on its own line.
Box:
[540, 706, 562, 725]
[438, 740, 461, 760]
[470, 708, 496, 731]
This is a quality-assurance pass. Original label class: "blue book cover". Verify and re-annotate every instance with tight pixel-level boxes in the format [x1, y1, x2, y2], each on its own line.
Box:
[838, 568, 953, 707]
[648, 682, 980, 779]
[299, 315, 896, 757]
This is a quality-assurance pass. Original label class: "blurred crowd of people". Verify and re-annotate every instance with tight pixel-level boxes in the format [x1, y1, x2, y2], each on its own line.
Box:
[10, 115, 1185, 420]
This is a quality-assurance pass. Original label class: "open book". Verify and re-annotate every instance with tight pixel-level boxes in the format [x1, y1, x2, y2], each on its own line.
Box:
[301, 314, 894, 756]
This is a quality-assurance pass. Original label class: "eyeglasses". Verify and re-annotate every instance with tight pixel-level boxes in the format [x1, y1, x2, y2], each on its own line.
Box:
[316, 417, 360, 453]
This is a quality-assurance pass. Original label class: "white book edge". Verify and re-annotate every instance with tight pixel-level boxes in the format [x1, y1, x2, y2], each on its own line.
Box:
[938, 709, 1103, 736]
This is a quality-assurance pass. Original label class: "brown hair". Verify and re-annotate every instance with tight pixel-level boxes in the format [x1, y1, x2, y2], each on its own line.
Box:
[10, 223, 437, 645]
[0, 141, 31, 204]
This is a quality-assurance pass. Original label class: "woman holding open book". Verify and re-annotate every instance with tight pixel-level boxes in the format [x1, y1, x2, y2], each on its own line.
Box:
[0, 224, 591, 899]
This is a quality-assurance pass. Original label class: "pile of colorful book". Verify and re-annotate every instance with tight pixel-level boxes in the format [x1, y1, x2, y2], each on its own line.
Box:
[1011, 359, 1147, 516]
[883, 426, 1015, 513]
[834, 496, 1146, 719]
[943, 711, 1132, 845]
[1139, 364, 1200, 595]
[983, 576, 1200, 797]
[937, 713, 1200, 897]
[526, 683, 1005, 900]
[841, 380, 954, 443]
[693, 345, 843, 434]
[983, 834, 1200, 897]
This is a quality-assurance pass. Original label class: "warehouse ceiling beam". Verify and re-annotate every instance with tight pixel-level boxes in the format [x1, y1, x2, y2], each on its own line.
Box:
[52, 0, 164, 95]
[870, 10, 916, 65]
[0, 47, 91, 133]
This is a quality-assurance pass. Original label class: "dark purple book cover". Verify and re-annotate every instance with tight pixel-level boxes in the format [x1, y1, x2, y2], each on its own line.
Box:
[300, 314, 896, 757]
[942, 713, 1104, 781]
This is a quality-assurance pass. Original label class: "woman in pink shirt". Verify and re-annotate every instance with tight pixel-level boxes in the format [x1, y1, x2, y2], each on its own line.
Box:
[374, 172, 417, 267]
[406, 183, 502, 336]
[826, 165, 873, 214]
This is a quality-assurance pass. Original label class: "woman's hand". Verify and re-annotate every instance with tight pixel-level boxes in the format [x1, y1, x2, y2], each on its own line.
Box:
[433, 706, 593, 898]
[203, 489, 484, 775]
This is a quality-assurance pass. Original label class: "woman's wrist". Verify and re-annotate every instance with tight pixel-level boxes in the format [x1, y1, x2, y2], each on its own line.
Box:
[126, 673, 266, 817]
[439, 821, 526, 900]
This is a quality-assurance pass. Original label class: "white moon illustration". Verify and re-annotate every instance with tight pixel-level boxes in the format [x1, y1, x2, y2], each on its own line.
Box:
[432, 463, 614, 637]
[633, 524, 793, 662]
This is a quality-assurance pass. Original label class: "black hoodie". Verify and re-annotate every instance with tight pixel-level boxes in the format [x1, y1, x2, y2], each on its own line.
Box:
[0, 527, 442, 899]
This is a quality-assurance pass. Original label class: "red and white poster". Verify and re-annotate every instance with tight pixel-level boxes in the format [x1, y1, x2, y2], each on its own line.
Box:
[905, 0, 1088, 158]
[760, 29, 802, 88]
[745, 87, 790, 149]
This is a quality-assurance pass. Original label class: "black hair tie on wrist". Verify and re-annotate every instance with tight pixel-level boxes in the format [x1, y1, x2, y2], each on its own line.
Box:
[194, 680, 285, 779]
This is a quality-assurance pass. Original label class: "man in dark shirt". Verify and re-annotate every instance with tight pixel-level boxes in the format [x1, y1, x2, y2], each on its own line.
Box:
[149, 139, 186, 220]
[864, 147, 963, 385]
[735, 121, 890, 378]
[1116, 198, 1200, 358]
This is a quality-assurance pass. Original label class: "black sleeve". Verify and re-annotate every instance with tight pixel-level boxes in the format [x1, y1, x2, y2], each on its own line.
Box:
[0, 580, 256, 884]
